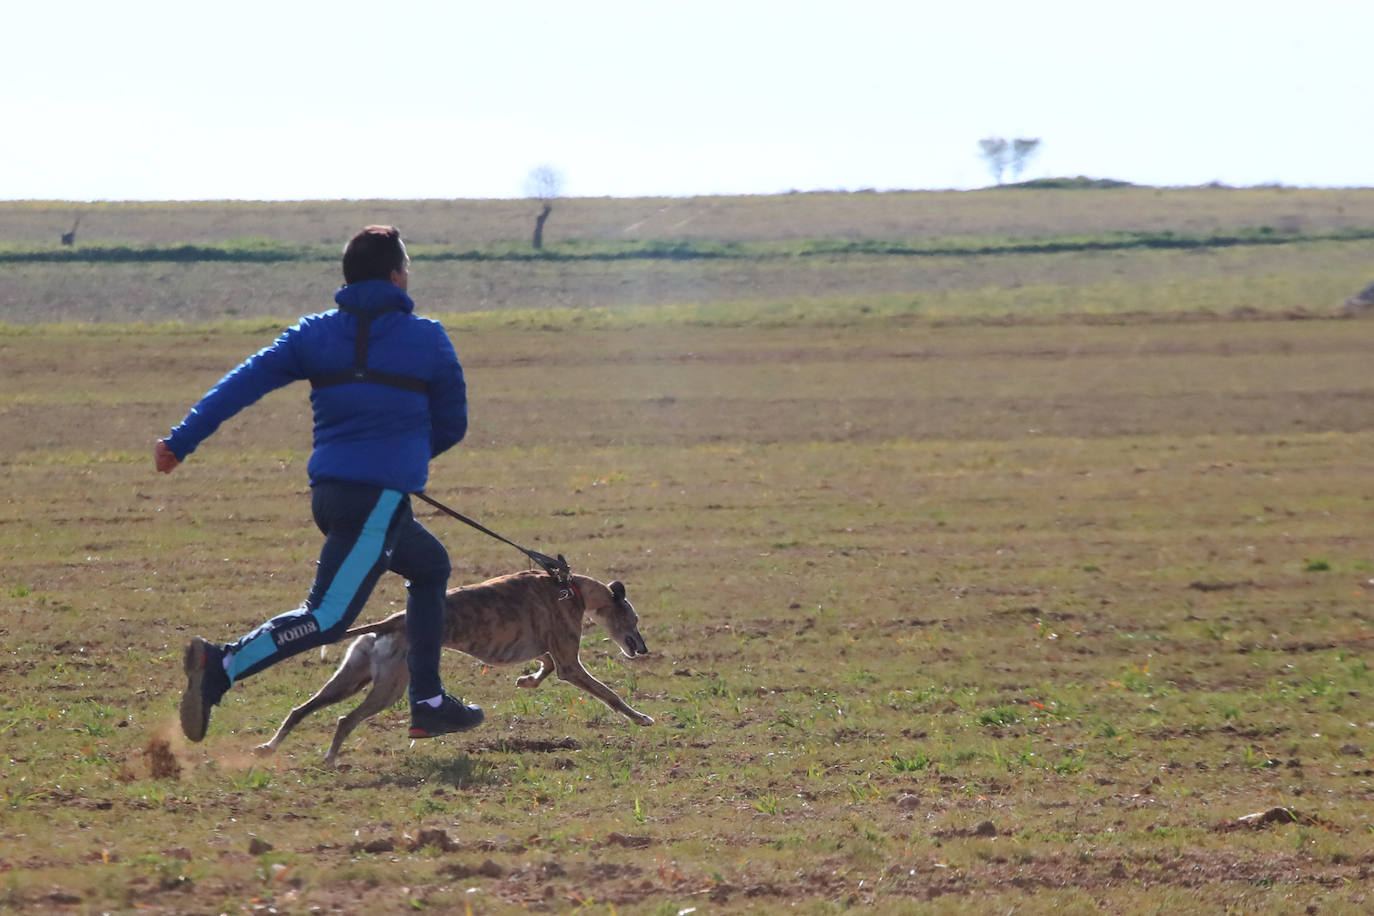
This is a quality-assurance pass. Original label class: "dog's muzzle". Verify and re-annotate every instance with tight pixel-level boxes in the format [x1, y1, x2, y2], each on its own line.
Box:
[623, 632, 649, 658]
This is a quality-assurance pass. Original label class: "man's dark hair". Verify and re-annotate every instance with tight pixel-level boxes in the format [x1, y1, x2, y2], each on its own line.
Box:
[342, 225, 407, 284]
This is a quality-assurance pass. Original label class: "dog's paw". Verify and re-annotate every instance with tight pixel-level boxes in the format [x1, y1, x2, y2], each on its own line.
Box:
[252, 742, 275, 757]
[515, 674, 539, 689]
[632, 713, 655, 726]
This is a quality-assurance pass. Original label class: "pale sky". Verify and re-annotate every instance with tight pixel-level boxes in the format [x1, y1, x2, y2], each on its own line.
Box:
[7, 0, 1370, 201]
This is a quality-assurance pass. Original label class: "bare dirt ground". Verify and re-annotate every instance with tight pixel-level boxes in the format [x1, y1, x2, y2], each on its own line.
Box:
[4, 189, 1374, 912]
[3, 311, 1374, 913]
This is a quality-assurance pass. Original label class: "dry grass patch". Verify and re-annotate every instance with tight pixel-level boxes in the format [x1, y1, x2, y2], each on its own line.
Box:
[2, 306, 1373, 911]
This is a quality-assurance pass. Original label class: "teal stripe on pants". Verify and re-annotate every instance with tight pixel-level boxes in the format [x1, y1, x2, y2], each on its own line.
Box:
[311, 488, 401, 631]
[226, 489, 403, 682]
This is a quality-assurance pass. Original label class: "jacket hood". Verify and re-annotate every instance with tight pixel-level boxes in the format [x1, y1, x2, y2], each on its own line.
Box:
[334, 279, 416, 315]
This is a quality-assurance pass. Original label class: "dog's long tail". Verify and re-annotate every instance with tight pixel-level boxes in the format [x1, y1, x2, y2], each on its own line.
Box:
[343, 609, 407, 638]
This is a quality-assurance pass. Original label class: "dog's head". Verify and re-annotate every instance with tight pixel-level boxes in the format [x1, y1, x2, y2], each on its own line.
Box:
[586, 578, 649, 658]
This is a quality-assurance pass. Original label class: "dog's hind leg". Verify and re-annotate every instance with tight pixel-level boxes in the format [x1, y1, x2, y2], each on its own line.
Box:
[256, 634, 376, 757]
[554, 659, 655, 726]
[515, 653, 555, 689]
[323, 632, 410, 766]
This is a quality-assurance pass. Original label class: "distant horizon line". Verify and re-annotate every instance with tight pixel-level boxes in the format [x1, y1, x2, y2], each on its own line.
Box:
[5, 178, 1374, 206]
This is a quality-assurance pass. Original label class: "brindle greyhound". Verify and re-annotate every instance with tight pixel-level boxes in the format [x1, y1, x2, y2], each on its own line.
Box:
[257, 570, 652, 765]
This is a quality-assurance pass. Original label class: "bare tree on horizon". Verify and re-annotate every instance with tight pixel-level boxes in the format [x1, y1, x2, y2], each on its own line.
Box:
[1011, 138, 1042, 181]
[979, 137, 1042, 185]
[60, 215, 81, 246]
[978, 138, 1010, 184]
[525, 165, 564, 250]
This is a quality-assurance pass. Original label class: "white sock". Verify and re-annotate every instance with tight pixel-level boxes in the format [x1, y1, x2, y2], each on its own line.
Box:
[221, 653, 234, 675]
[418, 694, 443, 708]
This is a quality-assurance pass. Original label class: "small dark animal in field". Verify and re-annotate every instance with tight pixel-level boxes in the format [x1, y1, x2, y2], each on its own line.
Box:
[60, 216, 80, 247]
[259, 570, 653, 765]
[1345, 280, 1374, 311]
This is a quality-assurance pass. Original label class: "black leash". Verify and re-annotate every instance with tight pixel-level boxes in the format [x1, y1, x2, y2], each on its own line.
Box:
[412, 491, 571, 584]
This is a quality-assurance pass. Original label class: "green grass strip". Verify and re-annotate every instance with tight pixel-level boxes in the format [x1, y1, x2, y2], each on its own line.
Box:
[4, 226, 1374, 264]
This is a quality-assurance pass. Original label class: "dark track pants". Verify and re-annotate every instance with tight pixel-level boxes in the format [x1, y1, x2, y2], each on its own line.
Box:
[223, 480, 449, 703]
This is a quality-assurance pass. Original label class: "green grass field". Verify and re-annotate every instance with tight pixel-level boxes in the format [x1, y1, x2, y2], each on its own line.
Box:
[2, 190, 1374, 913]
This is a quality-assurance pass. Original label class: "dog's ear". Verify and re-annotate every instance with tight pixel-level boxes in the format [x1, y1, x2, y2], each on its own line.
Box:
[610, 580, 626, 600]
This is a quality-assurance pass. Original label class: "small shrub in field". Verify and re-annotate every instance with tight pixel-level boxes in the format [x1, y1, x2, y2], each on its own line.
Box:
[230, 769, 272, 791]
[978, 706, 1022, 727]
[888, 752, 930, 772]
[752, 794, 784, 815]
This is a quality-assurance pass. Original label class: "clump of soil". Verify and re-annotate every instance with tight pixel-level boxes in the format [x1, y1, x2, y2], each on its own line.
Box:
[145, 737, 181, 779]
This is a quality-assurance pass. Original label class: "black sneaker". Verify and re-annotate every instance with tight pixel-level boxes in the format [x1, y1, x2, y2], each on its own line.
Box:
[180, 636, 230, 742]
[409, 694, 484, 738]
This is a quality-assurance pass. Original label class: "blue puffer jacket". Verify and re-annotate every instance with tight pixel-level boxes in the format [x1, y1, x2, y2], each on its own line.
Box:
[165, 280, 466, 493]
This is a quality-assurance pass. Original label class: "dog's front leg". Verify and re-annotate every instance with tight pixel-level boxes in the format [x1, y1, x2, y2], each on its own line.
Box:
[515, 653, 555, 690]
[555, 660, 654, 726]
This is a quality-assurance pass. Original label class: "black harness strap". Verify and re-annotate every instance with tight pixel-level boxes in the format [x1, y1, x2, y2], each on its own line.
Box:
[310, 305, 429, 394]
